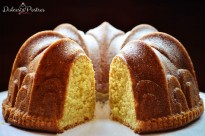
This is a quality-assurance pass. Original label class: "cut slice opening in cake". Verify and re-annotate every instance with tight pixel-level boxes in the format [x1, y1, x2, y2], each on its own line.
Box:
[59, 54, 95, 130]
[109, 56, 138, 130]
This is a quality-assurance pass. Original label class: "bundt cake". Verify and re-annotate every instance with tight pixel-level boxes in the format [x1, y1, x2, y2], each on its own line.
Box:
[2, 22, 204, 133]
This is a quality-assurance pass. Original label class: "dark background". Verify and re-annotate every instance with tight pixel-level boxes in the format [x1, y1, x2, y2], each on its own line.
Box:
[0, 0, 204, 92]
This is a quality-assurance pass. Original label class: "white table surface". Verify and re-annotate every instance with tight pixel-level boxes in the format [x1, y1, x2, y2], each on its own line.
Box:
[0, 91, 205, 136]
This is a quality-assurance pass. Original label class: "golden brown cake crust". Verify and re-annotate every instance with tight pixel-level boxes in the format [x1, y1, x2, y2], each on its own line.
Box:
[119, 41, 172, 119]
[3, 35, 87, 132]
[121, 24, 158, 49]
[11, 31, 65, 76]
[54, 23, 89, 55]
[112, 99, 203, 133]
[114, 32, 204, 133]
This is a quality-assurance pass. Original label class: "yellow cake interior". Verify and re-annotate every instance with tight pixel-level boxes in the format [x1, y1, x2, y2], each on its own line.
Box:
[59, 54, 95, 130]
[109, 56, 138, 130]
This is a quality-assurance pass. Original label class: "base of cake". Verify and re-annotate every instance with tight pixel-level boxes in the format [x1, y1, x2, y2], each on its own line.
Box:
[111, 99, 204, 133]
[1, 91, 205, 135]
[2, 99, 93, 133]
